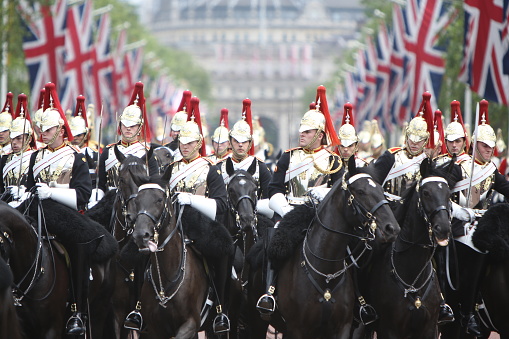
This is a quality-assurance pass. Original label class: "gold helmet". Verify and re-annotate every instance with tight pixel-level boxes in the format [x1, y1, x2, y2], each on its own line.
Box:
[230, 99, 253, 144]
[252, 116, 265, 147]
[179, 97, 204, 145]
[171, 90, 191, 132]
[0, 92, 14, 132]
[40, 83, 73, 140]
[496, 128, 506, 155]
[32, 88, 45, 129]
[69, 96, 88, 137]
[370, 120, 384, 149]
[338, 102, 358, 147]
[10, 94, 34, 142]
[445, 100, 469, 153]
[358, 120, 372, 145]
[477, 99, 496, 148]
[212, 108, 229, 143]
[120, 82, 145, 128]
[406, 92, 434, 145]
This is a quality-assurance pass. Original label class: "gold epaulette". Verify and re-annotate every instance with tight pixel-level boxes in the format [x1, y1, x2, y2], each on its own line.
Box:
[106, 142, 117, 147]
[67, 144, 81, 153]
[388, 147, 402, 154]
[284, 147, 301, 153]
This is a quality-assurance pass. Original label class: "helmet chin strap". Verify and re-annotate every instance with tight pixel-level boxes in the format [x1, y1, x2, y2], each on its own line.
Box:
[475, 147, 491, 164]
[182, 137, 203, 161]
[405, 136, 427, 156]
[231, 140, 252, 161]
[303, 129, 322, 151]
[47, 125, 62, 146]
[121, 124, 143, 143]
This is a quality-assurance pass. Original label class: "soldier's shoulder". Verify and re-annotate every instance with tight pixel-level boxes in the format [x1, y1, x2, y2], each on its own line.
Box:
[388, 147, 402, 154]
[285, 147, 301, 153]
[68, 144, 81, 153]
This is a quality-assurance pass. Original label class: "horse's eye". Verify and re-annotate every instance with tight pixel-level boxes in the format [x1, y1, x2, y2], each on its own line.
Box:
[422, 190, 431, 198]
[157, 198, 164, 204]
[356, 189, 366, 196]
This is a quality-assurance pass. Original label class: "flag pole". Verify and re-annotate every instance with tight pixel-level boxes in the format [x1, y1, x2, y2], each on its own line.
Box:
[0, 0, 9, 101]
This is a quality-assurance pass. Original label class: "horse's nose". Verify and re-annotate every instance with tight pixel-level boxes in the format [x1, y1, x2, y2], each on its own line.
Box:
[384, 222, 399, 238]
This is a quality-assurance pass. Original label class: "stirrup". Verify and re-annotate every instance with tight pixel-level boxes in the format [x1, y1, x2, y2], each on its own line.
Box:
[66, 312, 86, 335]
[359, 304, 378, 325]
[462, 312, 481, 336]
[438, 303, 455, 324]
[124, 309, 143, 331]
[213, 312, 230, 334]
[256, 293, 276, 315]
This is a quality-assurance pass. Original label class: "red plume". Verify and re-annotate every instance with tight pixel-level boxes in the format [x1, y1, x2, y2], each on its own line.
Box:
[37, 88, 45, 109]
[189, 97, 207, 157]
[309, 102, 316, 110]
[43, 83, 74, 141]
[2, 92, 13, 113]
[73, 95, 88, 127]
[342, 102, 355, 127]
[14, 94, 36, 149]
[122, 82, 151, 141]
[177, 90, 192, 113]
[416, 92, 434, 149]
[479, 99, 489, 125]
[450, 100, 469, 151]
[434, 110, 446, 155]
[315, 85, 340, 147]
[242, 98, 254, 156]
[500, 157, 508, 177]
[220, 108, 229, 129]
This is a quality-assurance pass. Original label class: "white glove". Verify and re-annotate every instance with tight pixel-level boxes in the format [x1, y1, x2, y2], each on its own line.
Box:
[307, 187, 331, 202]
[8, 200, 22, 208]
[7, 185, 26, 200]
[269, 193, 293, 218]
[256, 198, 274, 218]
[89, 188, 104, 203]
[177, 192, 193, 205]
[36, 183, 52, 200]
[451, 202, 475, 223]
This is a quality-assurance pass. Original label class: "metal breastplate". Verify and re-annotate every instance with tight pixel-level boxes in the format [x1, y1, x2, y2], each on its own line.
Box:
[458, 161, 495, 209]
[383, 150, 422, 197]
[3, 152, 32, 186]
[105, 144, 147, 188]
[221, 157, 261, 189]
[171, 160, 210, 196]
[0, 144, 11, 157]
[34, 148, 75, 185]
[288, 149, 331, 199]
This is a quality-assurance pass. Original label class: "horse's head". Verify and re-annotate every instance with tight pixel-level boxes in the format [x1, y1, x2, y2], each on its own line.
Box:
[153, 146, 174, 174]
[345, 156, 400, 243]
[131, 180, 171, 253]
[225, 158, 258, 235]
[414, 157, 462, 246]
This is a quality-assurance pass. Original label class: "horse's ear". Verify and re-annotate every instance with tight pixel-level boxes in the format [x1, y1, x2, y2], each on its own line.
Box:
[348, 155, 357, 176]
[144, 146, 154, 163]
[447, 154, 457, 173]
[247, 158, 257, 176]
[114, 145, 125, 163]
[161, 163, 173, 182]
[420, 157, 432, 177]
[225, 158, 235, 176]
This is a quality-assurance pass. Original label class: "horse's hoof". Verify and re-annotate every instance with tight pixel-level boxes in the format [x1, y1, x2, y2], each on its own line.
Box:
[66, 312, 86, 335]
[438, 303, 455, 324]
[213, 313, 230, 334]
[462, 313, 481, 336]
[124, 310, 143, 331]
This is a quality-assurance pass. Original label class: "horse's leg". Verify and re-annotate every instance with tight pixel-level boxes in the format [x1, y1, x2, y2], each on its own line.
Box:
[174, 319, 200, 339]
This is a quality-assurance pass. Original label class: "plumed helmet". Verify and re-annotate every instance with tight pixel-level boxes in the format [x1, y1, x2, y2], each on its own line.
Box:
[69, 96, 88, 136]
[358, 120, 372, 144]
[370, 120, 384, 149]
[252, 116, 265, 147]
[496, 128, 506, 154]
[120, 83, 144, 127]
[171, 90, 192, 132]
[212, 108, 229, 143]
[41, 83, 73, 140]
[477, 99, 496, 148]
[338, 102, 358, 147]
[230, 99, 253, 144]
[445, 100, 469, 146]
[406, 92, 434, 147]
[33, 88, 46, 129]
[179, 97, 206, 151]
[10, 94, 34, 142]
[0, 92, 14, 132]
[434, 110, 447, 155]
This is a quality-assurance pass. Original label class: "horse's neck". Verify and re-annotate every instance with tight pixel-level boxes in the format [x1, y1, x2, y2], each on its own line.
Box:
[153, 211, 183, 271]
[10, 222, 38, 279]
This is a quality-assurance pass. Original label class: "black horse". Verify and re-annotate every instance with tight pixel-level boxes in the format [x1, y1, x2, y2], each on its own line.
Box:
[153, 145, 174, 174]
[245, 156, 400, 338]
[354, 158, 462, 339]
[0, 255, 23, 339]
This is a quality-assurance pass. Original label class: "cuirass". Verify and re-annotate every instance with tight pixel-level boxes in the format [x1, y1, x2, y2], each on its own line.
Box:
[0, 144, 11, 157]
[383, 150, 422, 197]
[3, 151, 33, 186]
[220, 157, 261, 189]
[288, 149, 331, 199]
[171, 160, 210, 196]
[34, 148, 75, 185]
[105, 144, 147, 188]
[458, 161, 495, 209]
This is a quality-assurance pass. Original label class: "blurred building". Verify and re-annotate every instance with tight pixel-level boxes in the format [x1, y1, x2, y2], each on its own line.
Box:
[146, 0, 364, 150]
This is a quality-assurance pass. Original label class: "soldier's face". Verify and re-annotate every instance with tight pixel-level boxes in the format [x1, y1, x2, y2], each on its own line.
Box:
[339, 143, 357, 159]
[41, 126, 62, 145]
[72, 133, 86, 146]
[476, 141, 494, 162]
[406, 138, 425, 154]
[11, 135, 27, 153]
[121, 123, 140, 140]
[299, 129, 321, 149]
[213, 140, 229, 154]
[0, 130, 9, 144]
[179, 140, 199, 159]
[170, 129, 180, 140]
[446, 138, 465, 155]
[231, 138, 250, 156]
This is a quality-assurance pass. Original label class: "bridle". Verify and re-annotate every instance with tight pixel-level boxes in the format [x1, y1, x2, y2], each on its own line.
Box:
[227, 171, 258, 242]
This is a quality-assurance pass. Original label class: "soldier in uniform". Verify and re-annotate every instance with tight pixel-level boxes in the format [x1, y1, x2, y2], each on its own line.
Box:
[169, 96, 231, 333]
[336, 102, 368, 168]
[95, 82, 158, 202]
[164, 90, 192, 162]
[24, 83, 99, 335]
[445, 100, 509, 335]
[0, 92, 14, 156]
[369, 120, 385, 162]
[357, 120, 372, 160]
[257, 85, 343, 315]
[69, 96, 98, 187]
[0, 93, 36, 199]
[208, 108, 231, 164]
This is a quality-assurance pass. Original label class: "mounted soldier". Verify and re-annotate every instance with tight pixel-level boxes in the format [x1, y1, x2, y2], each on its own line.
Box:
[94, 82, 158, 204]
[0, 93, 36, 199]
[0, 92, 14, 156]
[166, 96, 231, 333]
[256, 85, 342, 316]
[336, 102, 368, 168]
[69, 95, 98, 187]
[164, 90, 192, 162]
[208, 107, 231, 164]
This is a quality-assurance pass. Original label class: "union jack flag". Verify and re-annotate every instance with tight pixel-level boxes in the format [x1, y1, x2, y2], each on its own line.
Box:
[372, 24, 394, 132]
[357, 38, 378, 124]
[460, 0, 509, 105]
[18, 0, 67, 112]
[111, 29, 127, 117]
[399, 0, 453, 116]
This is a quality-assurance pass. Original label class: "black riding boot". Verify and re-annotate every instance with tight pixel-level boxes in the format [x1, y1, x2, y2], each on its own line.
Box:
[212, 257, 230, 334]
[256, 226, 276, 318]
[124, 256, 147, 331]
[66, 242, 91, 335]
[458, 244, 487, 337]
[435, 246, 455, 324]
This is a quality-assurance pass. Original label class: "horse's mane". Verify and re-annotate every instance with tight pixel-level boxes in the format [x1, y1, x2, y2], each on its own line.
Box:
[229, 168, 255, 183]
[135, 173, 168, 190]
[120, 154, 149, 178]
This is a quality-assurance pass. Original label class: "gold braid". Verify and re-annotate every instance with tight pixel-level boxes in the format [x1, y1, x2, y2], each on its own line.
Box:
[311, 155, 343, 175]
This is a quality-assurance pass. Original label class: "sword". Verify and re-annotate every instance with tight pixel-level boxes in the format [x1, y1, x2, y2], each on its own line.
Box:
[465, 102, 480, 208]
[94, 102, 104, 201]
[16, 108, 29, 191]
